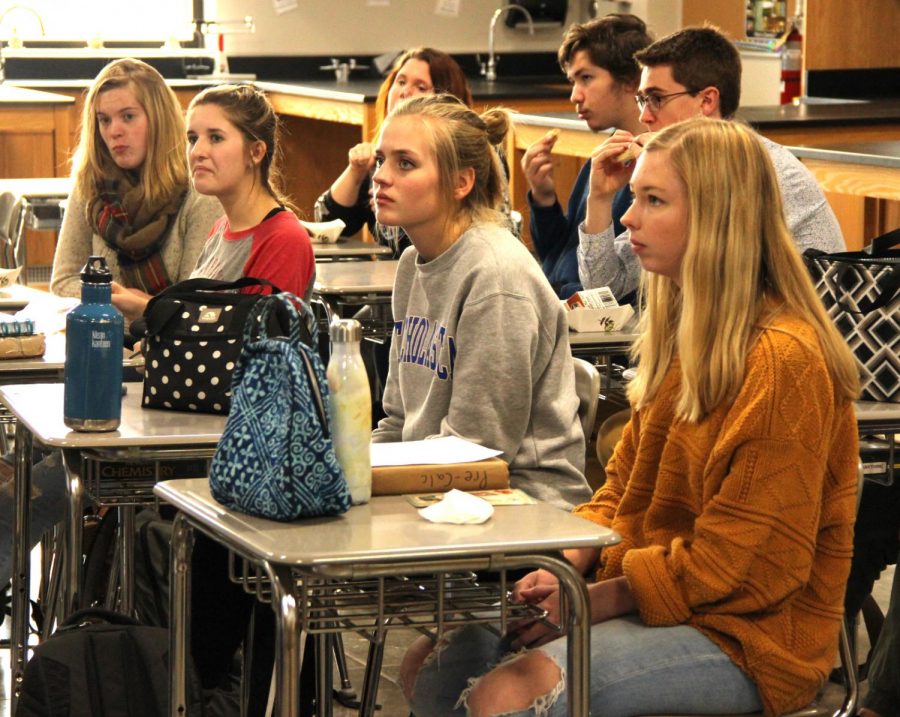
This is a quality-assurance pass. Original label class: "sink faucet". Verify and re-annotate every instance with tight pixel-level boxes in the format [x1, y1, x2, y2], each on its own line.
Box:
[319, 57, 370, 83]
[483, 4, 535, 83]
[0, 5, 47, 83]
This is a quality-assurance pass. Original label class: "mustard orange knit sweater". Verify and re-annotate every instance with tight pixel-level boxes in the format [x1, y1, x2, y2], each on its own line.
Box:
[574, 315, 859, 717]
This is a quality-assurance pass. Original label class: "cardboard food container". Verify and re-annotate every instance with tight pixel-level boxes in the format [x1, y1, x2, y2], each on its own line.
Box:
[298, 218, 346, 244]
[564, 304, 634, 332]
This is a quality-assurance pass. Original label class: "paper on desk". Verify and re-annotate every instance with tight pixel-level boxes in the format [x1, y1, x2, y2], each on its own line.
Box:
[0, 267, 22, 289]
[419, 489, 494, 524]
[14, 295, 79, 335]
[371, 436, 502, 467]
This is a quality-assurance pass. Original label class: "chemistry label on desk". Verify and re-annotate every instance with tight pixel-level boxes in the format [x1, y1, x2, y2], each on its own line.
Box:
[564, 287, 635, 332]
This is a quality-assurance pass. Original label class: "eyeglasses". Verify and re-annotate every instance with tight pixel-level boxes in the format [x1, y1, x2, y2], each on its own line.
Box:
[634, 90, 698, 113]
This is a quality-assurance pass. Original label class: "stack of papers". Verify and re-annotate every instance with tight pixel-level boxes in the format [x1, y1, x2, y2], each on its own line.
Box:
[370, 436, 502, 466]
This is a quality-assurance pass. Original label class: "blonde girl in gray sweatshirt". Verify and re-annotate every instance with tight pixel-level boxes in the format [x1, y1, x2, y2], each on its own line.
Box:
[370, 94, 590, 511]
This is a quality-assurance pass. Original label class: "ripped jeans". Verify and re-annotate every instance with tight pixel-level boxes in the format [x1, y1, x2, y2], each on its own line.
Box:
[0, 450, 68, 585]
[411, 617, 762, 717]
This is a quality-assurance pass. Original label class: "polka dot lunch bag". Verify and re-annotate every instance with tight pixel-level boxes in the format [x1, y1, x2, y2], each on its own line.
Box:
[137, 276, 292, 414]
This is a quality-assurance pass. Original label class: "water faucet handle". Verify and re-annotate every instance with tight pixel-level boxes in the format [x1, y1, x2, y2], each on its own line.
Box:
[318, 57, 342, 71]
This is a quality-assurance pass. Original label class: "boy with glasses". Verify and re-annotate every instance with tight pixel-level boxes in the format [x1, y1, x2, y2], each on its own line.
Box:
[521, 14, 652, 298]
[578, 25, 845, 297]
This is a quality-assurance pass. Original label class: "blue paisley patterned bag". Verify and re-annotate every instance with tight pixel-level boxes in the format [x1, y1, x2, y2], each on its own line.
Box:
[208, 293, 351, 521]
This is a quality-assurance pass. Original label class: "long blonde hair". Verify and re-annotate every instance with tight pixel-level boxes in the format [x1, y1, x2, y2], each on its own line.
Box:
[628, 119, 858, 421]
[71, 58, 189, 206]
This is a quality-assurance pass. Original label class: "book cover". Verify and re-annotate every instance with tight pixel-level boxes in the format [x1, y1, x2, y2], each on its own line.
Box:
[0, 333, 44, 359]
[372, 457, 509, 496]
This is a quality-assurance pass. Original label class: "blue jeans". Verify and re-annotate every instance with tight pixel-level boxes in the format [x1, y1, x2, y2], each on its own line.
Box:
[0, 450, 67, 585]
[411, 617, 762, 717]
[862, 550, 900, 716]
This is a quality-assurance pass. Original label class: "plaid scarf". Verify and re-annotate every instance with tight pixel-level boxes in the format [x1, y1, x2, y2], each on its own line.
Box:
[90, 169, 186, 295]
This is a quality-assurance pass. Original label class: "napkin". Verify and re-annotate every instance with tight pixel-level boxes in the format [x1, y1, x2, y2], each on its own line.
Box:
[299, 218, 346, 243]
[418, 489, 494, 525]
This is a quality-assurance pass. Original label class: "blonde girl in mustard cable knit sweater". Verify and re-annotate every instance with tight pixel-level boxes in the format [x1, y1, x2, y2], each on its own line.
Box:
[401, 118, 860, 717]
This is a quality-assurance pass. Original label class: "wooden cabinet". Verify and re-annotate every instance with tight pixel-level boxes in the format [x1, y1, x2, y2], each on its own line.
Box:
[0, 90, 74, 276]
[268, 88, 572, 226]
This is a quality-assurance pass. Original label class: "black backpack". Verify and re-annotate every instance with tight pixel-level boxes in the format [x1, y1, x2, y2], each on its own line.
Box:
[16, 608, 205, 717]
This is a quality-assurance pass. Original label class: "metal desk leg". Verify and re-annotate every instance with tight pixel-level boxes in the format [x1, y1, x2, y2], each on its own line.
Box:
[169, 513, 194, 716]
[316, 633, 334, 717]
[10, 422, 33, 710]
[118, 505, 136, 615]
[359, 626, 387, 717]
[267, 563, 302, 717]
[61, 450, 84, 620]
[503, 554, 592, 717]
[42, 524, 64, 640]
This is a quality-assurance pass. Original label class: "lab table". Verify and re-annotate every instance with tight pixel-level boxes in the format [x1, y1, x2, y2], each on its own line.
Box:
[311, 259, 398, 342]
[312, 238, 393, 261]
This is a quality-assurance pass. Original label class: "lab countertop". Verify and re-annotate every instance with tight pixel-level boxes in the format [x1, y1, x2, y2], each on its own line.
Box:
[788, 140, 900, 169]
[512, 99, 900, 133]
[256, 76, 570, 102]
[9, 75, 570, 103]
[7, 70, 898, 122]
[0, 84, 75, 103]
[738, 99, 900, 128]
[7, 78, 216, 91]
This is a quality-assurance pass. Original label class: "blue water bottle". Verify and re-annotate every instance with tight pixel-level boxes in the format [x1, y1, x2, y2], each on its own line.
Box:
[64, 256, 124, 431]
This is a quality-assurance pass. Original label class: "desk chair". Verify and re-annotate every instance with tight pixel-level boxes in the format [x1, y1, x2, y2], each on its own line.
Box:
[0, 191, 21, 270]
[573, 357, 600, 440]
[641, 463, 866, 717]
[347, 360, 604, 715]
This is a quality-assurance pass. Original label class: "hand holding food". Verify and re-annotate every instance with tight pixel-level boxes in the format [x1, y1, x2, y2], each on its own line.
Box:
[617, 142, 643, 166]
[588, 129, 639, 199]
[521, 129, 561, 206]
[347, 142, 376, 178]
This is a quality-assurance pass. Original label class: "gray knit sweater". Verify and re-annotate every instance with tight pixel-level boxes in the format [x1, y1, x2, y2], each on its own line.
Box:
[372, 222, 590, 510]
[50, 186, 222, 298]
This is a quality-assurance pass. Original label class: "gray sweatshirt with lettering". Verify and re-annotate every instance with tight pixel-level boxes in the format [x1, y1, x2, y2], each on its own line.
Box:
[372, 222, 590, 510]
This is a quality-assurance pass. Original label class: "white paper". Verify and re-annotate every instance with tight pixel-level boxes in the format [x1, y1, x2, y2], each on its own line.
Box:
[419, 489, 494, 524]
[273, 0, 298, 14]
[0, 267, 22, 289]
[371, 436, 502, 467]
[435, 0, 460, 18]
[14, 295, 78, 335]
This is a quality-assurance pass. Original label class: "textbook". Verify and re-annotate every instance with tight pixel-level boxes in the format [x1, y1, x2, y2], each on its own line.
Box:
[0, 333, 44, 359]
[372, 457, 510, 496]
[404, 488, 536, 508]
